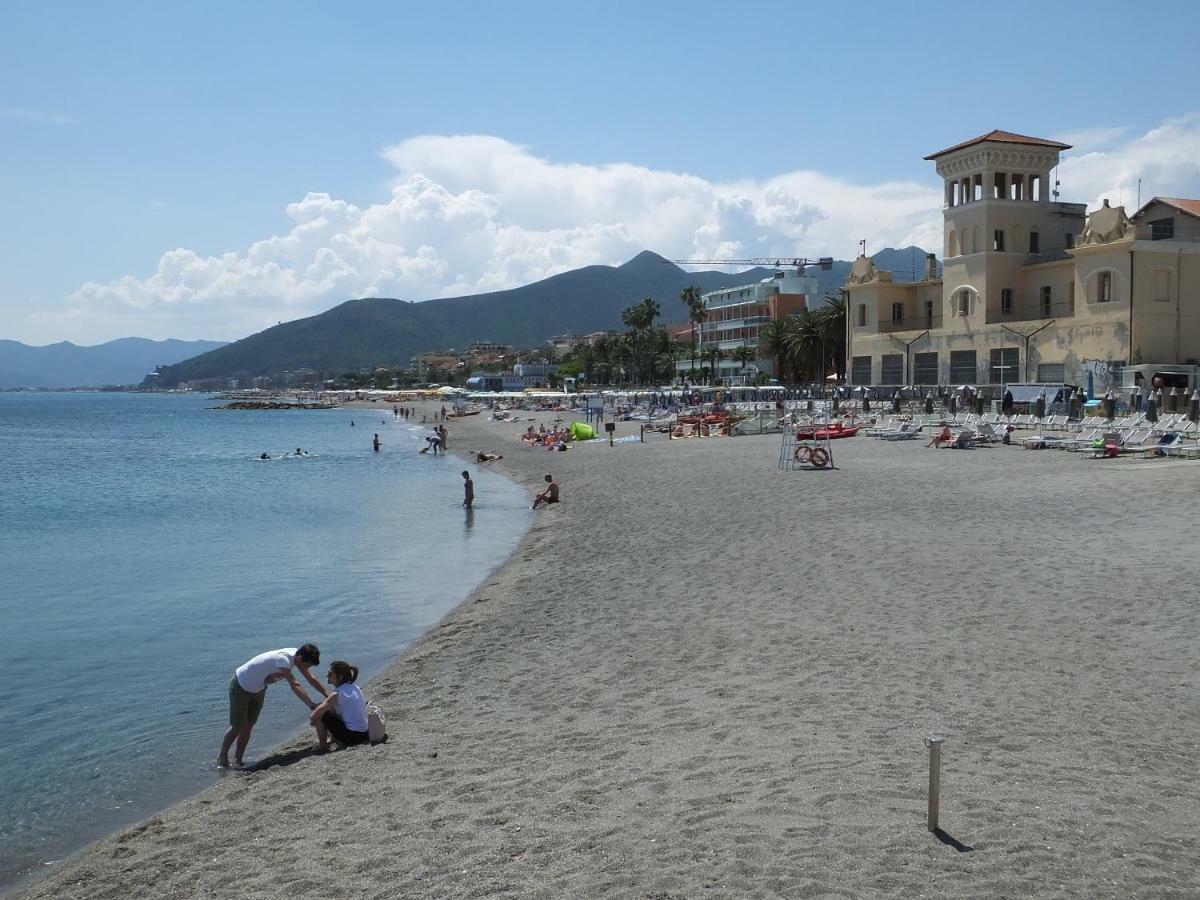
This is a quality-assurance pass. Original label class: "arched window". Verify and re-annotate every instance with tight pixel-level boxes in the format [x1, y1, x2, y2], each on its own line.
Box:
[1092, 271, 1115, 303]
[956, 290, 971, 317]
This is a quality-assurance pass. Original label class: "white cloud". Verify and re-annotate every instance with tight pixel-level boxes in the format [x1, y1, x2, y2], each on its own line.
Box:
[0, 106, 73, 125]
[1060, 114, 1200, 212]
[57, 115, 1200, 341]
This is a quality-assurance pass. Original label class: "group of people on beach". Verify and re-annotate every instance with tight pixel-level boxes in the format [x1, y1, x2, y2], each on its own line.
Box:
[421, 424, 449, 454]
[522, 423, 571, 451]
[219, 644, 375, 769]
[392, 405, 413, 420]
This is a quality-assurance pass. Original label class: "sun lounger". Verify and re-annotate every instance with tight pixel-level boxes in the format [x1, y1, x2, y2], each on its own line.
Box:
[1144, 433, 1182, 457]
[878, 422, 922, 440]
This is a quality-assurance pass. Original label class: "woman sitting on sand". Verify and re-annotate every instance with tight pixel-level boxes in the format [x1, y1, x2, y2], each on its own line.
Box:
[927, 425, 952, 448]
[309, 660, 370, 751]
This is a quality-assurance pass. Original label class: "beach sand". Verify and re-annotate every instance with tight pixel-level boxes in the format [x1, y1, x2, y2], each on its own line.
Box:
[18, 409, 1200, 898]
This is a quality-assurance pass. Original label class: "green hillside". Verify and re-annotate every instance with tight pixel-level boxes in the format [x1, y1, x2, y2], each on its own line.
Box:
[148, 248, 933, 385]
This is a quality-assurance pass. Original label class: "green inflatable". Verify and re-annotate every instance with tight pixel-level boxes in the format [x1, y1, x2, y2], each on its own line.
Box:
[570, 422, 596, 441]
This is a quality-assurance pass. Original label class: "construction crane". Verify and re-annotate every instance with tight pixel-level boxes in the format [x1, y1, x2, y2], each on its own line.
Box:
[668, 256, 834, 272]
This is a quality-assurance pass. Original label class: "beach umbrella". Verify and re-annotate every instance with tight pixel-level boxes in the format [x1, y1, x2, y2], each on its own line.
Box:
[1070, 388, 1083, 420]
[1103, 390, 1115, 421]
[1035, 390, 1046, 420]
[1130, 387, 1141, 413]
[1146, 396, 1158, 423]
[1086, 369, 1095, 400]
[1002, 388, 1014, 415]
[948, 394, 957, 415]
[1190, 389, 1199, 423]
[924, 393, 934, 415]
[892, 393, 902, 413]
[862, 394, 871, 413]
[1169, 387, 1182, 413]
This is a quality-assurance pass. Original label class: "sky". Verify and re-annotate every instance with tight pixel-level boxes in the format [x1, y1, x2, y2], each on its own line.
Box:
[3, 0, 1199, 345]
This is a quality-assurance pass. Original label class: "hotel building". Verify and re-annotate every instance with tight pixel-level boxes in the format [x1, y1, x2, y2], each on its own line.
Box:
[845, 130, 1200, 393]
[676, 271, 818, 383]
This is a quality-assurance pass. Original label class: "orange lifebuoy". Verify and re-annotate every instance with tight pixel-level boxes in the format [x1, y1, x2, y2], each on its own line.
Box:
[810, 447, 830, 468]
[793, 444, 813, 462]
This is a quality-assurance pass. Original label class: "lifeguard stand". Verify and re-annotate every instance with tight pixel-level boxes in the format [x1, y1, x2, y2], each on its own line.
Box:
[778, 419, 835, 470]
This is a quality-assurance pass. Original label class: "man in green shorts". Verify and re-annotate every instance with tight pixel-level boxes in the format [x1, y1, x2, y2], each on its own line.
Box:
[218, 644, 326, 769]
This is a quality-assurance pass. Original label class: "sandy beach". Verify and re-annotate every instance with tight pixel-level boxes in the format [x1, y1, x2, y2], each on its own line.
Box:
[18, 406, 1200, 899]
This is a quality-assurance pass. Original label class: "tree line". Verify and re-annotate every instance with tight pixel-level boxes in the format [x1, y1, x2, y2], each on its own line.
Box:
[556, 285, 847, 387]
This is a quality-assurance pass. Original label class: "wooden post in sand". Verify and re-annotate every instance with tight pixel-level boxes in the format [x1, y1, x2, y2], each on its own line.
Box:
[925, 735, 943, 831]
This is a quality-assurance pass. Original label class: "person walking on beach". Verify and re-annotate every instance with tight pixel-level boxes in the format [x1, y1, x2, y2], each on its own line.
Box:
[462, 470, 474, 509]
[309, 660, 370, 751]
[219, 644, 325, 769]
[532, 473, 559, 509]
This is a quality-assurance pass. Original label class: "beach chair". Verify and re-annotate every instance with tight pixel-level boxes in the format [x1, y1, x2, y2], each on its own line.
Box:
[879, 422, 922, 440]
[974, 422, 1001, 443]
[1165, 436, 1200, 459]
[1063, 428, 1103, 452]
[1011, 414, 1034, 429]
[1144, 433, 1182, 457]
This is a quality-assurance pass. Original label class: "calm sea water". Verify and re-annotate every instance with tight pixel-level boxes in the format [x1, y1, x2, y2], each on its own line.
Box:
[0, 392, 532, 891]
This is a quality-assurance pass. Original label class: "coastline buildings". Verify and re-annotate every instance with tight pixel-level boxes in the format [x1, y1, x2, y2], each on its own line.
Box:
[845, 130, 1200, 394]
[676, 271, 818, 383]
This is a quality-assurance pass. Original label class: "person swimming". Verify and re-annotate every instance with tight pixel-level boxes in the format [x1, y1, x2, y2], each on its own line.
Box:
[260, 452, 271, 460]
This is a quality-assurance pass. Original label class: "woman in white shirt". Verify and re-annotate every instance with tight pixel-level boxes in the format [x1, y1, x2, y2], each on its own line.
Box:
[309, 660, 370, 750]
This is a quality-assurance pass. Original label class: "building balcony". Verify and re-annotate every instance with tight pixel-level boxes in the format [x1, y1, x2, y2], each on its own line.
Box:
[876, 316, 943, 333]
[986, 302, 1074, 325]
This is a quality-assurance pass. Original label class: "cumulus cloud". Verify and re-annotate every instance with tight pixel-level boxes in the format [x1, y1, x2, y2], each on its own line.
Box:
[1060, 114, 1200, 211]
[61, 116, 1200, 340]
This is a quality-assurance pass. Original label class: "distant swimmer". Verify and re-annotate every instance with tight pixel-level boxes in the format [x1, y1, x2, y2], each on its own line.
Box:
[350, 420, 355, 427]
[294, 448, 307, 457]
[260, 452, 271, 460]
[373, 433, 381, 452]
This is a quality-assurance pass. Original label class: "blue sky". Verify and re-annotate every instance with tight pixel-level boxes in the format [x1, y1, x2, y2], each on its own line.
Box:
[3, 0, 1199, 343]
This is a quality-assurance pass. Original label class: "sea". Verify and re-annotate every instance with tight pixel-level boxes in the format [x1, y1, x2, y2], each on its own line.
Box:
[0, 392, 533, 892]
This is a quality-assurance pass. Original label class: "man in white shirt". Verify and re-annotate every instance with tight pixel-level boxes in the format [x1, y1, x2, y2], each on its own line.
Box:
[218, 644, 326, 769]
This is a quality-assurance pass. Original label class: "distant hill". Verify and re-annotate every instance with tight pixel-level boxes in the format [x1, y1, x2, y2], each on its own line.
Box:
[148, 248, 934, 385]
[0, 337, 227, 388]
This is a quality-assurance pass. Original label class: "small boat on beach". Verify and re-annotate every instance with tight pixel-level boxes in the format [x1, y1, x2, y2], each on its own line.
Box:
[795, 422, 859, 440]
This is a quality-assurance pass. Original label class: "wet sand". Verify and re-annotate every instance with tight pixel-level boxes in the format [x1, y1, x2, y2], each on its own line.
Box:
[18, 408, 1200, 898]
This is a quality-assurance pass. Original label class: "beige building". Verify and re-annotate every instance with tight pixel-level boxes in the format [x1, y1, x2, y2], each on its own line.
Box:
[845, 130, 1200, 393]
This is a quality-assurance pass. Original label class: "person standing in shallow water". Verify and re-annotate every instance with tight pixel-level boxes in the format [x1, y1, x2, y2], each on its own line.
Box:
[462, 470, 474, 509]
[373, 433, 381, 452]
[219, 644, 325, 769]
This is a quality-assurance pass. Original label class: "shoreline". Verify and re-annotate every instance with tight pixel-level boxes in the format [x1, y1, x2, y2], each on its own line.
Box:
[2, 401, 534, 898]
[15, 406, 1200, 898]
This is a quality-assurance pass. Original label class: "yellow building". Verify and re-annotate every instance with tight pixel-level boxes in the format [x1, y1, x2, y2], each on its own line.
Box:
[845, 130, 1200, 394]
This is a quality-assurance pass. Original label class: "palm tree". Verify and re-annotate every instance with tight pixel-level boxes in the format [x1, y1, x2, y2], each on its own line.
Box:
[759, 319, 791, 382]
[680, 285, 707, 383]
[784, 311, 823, 382]
[732, 344, 756, 383]
[701, 345, 725, 385]
[817, 295, 848, 382]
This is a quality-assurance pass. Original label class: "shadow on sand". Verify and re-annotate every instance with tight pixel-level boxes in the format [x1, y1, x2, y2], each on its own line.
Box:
[932, 828, 974, 853]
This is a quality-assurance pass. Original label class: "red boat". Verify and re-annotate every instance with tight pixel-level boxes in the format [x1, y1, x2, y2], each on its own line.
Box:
[795, 423, 859, 440]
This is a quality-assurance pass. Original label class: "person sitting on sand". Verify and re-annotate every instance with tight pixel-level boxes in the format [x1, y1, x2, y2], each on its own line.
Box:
[927, 425, 952, 448]
[219, 644, 325, 769]
[309, 660, 370, 751]
[532, 474, 559, 509]
[476, 451, 503, 462]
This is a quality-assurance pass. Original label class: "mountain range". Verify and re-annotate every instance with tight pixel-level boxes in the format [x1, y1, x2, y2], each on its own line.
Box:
[0, 337, 227, 389]
[146, 248, 934, 387]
